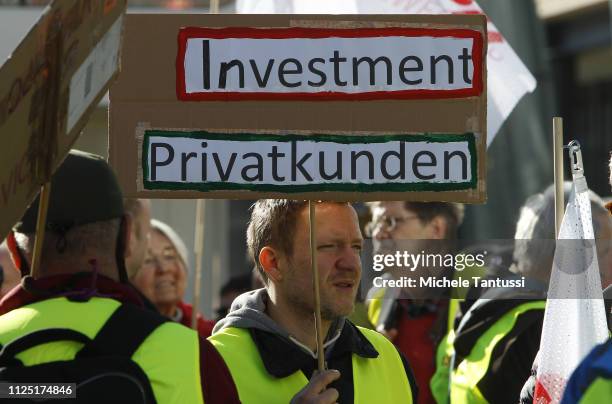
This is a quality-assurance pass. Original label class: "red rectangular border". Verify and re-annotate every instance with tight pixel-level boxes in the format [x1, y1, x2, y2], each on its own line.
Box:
[176, 26, 484, 101]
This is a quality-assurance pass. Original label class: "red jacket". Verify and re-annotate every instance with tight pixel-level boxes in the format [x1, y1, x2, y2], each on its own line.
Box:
[177, 300, 215, 338]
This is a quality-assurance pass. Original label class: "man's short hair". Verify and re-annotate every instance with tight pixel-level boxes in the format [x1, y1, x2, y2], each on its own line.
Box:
[247, 200, 309, 284]
[247, 200, 350, 284]
[403, 202, 464, 239]
[367, 201, 464, 239]
[14, 219, 120, 268]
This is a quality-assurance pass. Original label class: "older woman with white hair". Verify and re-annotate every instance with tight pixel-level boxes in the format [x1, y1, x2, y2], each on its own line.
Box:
[132, 219, 215, 337]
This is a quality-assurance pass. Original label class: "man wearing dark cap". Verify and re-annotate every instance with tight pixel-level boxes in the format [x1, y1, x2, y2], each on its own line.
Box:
[0, 150, 238, 403]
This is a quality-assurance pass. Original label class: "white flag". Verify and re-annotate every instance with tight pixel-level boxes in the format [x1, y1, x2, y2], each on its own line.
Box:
[236, 0, 537, 147]
[534, 179, 609, 404]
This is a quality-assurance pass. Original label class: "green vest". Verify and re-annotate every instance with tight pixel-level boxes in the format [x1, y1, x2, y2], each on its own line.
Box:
[579, 377, 612, 403]
[450, 300, 546, 404]
[209, 325, 413, 404]
[366, 287, 387, 327]
[0, 297, 204, 404]
[430, 298, 460, 404]
[368, 265, 486, 404]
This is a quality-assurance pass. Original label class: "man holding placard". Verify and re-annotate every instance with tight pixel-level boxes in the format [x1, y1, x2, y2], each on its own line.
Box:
[106, 12, 489, 403]
[210, 200, 418, 403]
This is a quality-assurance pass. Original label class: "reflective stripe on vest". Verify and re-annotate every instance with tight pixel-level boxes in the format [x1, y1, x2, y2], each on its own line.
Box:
[0, 297, 204, 404]
[208, 326, 413, 404]
[450, 301, 546, 404]
[431, 330, 456, 404]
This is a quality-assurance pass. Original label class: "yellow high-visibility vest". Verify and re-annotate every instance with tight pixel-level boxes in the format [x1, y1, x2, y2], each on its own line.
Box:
[450, 300, 546, 404]
[209, 325, 413, 404]
[0, 297, 204, 404]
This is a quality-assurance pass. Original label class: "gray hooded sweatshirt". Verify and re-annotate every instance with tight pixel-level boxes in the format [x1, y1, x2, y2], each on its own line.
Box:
[213, 288, 344, 359]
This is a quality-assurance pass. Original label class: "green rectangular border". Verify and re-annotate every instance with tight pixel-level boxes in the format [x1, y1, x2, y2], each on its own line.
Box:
[142, 130, 478, 193]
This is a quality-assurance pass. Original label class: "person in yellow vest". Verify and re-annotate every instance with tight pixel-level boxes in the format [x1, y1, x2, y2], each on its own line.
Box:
[363, 201, 466, 404]
[0, 150, 238, 404]
[450, 183, 612, 404]
[209, 200, 418, 403]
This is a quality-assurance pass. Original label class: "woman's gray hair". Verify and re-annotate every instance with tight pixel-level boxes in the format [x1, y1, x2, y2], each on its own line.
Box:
[512, 182, 607, 282]
[150, 219, 190, 273]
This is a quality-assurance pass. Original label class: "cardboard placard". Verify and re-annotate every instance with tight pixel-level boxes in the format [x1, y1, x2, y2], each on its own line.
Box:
[110, 14, 487, 203]
[0, 0, 126, 239]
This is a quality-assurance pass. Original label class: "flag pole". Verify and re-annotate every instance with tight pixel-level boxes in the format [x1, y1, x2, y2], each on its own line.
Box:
[553, 117, 564, 238]
[309, 201, 325, 372]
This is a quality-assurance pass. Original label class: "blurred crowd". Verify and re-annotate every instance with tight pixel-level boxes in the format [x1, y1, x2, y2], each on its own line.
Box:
[0, 150, 610, 404]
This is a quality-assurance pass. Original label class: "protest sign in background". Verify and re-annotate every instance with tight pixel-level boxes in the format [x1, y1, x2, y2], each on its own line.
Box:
[0, 0, 126, 239]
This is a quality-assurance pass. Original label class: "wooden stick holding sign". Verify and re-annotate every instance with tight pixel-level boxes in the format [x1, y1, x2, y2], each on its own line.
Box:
[188, 0, 221, 332]
[192, 199, 206, 329]
[30, 183, 51, 279]
[553, 117, 564, 238]
[30, 19, 64, 279]
[309, 201, 326, 372]
[209, 0, 220, 14]
[188, 0, 219, 331]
